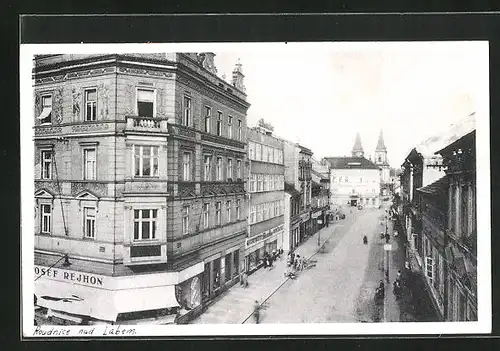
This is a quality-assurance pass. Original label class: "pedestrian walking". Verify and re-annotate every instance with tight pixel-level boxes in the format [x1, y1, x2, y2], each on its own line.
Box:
[385, 232, 390, 244]
[253, 300, 261, 324]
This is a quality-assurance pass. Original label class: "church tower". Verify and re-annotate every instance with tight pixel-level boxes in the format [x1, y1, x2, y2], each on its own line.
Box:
[351, 132, 364, 158]
[374, 130, 391, 191]
[374, 130, 388, 166]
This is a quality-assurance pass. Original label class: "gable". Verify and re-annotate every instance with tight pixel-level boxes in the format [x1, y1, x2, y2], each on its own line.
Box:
[35, 188, 55, 199]
[75, 190, 100, 201]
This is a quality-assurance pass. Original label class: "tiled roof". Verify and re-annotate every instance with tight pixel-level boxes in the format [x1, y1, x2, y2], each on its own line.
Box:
[284, 182, 301, 196]
[417, 176, 449, 197]
[323, 156, 380, 170]
[311, 169, 329, 180]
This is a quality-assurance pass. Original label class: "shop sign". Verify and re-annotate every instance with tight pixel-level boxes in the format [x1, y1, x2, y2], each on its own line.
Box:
[246, 225, 284, 248]
[312, 211, 322, 219]
[34, 265, 104, 287]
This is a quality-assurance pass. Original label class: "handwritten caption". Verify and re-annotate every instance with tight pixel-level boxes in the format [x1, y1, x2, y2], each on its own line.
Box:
[33, 325, 137, 337]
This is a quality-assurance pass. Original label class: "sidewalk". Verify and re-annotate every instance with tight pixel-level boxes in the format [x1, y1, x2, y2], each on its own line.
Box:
[190, 222, 341, 324]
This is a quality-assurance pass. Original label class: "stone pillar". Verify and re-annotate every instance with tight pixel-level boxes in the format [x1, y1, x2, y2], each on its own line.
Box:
[208, 261, 214, 297]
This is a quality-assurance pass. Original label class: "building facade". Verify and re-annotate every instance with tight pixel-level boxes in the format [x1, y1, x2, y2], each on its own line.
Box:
[283, 141, 313, 251]
[246, 125, 285, 272]
[310, 160, 330, 234]
[436, 130, 477, 321]
[324, 133, 381, 209]
[33, 53, 250, 325]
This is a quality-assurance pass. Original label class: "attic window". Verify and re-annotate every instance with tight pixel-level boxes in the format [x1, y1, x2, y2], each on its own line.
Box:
[347, 162, 361, 166]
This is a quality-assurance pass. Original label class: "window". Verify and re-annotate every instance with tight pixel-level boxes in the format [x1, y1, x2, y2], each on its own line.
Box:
[203, 203, 210, 229]
[339, 176, 342, 183]
[256, 204, 263, 222]
[250, 174, 256, 192]
[133, 209, 157, 240]
[233, 250, 240, 278]
[425, 256, 434, 283]
[461, 185, 469, 237]
[134, 145, 159, 177]
[257, 174, 263, 192]
[263, 203, 269, 220]
[270, 174, 275, 191]
[250, 205, 256, 224]
[40, 204, 51, 234]
[345, 177, 349, 183]
[263, 174, 268, 191]
[216, 111, 222, 136]
[204, 155, 212, 181]
[182, 206, 189, 235]
[249, 142, 256, 160]
[84, 207, 96, 239]
[256, 144, 262, 161]
[84, 149, 96, 180]
[137, 89, 154, 117]
[225, 253, 232, 282]
[41, 150, 52, 179]
[227, 158, 233, 181]
[39, 95, 52, 124]
[226, 201, 232, 223]
[215, 202, 221, 226]
[275, 201, 279, 217]
[238, 120, 242, 141]
[183, 152, 191, 181]
[360, 177, 363, 183]
[183, 96, 192, 126]
[216, 157, 223, 181]
[236, 159, 242, 180]
[84, 89, 97, 121]
[236, 199, 241, 220]
[204, 106, 211, 133]
[227, 116, 233, 139]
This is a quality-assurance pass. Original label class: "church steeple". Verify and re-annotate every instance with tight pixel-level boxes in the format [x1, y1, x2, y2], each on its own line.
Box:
[375, 130, 387, 152]
[351, 132, 364, 158]
[374, 129, 388, 166]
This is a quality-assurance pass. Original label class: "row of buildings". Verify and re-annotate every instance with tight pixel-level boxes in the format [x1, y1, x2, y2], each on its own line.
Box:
[393, 113, 477, 321]
[31, 53, 359, 326]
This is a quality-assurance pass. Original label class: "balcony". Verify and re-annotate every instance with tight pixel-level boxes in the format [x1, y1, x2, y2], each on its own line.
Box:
[125, 116, 169, 133]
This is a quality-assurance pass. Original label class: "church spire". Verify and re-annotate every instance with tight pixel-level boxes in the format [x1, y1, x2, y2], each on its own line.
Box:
[376, 130, 387, 151]
[352, 132, 364, 157]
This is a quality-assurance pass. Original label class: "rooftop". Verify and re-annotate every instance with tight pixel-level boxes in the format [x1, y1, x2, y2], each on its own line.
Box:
[417, 176, 449, 197]
[323, 156, 380, 170]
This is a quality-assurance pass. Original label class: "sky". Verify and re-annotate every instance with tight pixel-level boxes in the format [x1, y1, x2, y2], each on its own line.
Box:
[213, 42, 488, 167]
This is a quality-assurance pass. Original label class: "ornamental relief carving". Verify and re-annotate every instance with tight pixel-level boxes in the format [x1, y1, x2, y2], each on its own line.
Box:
[71, 87, 81, 121]
[35, 181, 60, 195]
[71, 123, 110, 133]
[52, 87, 64, 124]
[156, 87, 167, 117]
[35, 67, 116, 85]
[118, 66, 173, 78]
[35, 127, 63, 135]
[98, 83, 110, 119]
[71, 181, 108, 197]
[124, 84, 135, 115]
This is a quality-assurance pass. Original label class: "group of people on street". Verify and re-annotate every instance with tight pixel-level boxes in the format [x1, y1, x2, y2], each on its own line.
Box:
[263, 249, 283, 269]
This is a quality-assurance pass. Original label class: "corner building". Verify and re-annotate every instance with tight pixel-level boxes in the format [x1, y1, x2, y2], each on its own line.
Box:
[246, 126, 285, 272]
[33, 53, 250, 325]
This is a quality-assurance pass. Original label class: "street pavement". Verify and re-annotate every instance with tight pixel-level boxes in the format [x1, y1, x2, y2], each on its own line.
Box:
[191, 201, 439, 324]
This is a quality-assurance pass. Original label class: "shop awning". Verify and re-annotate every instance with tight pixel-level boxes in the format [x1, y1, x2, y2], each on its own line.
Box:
[35, 279, 179, 322]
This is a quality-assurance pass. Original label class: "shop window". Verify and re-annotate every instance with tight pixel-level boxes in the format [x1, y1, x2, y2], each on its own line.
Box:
[134, 145, 159, 177]
[202, 263, 210, 300]
[38, 95, 52, 125]
[213, 258, 221, 290]
[137, 89, 155, 117]
[183, 96, 191, 126]
[41, 150, 52, 179]
[83, 148, 96, 180]
[225, 253, 232, 282]
[84, 88, 97, 121]
[40, 204, 52, 234]
[133, 209, 157, 240]
[84, 207, 96, 239]
[233, 250, 239, 277]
